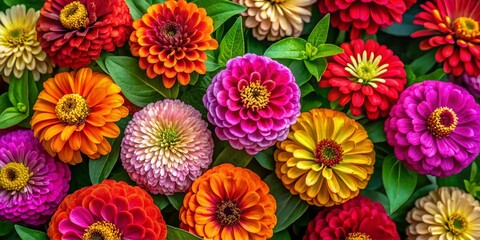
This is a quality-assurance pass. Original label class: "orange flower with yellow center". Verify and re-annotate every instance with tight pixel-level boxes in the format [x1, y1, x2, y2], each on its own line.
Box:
[31, 68, 129, 165]
[179, 163, 277, 240]
[129, 0, 218, 88]
[274, 108, 375, 207]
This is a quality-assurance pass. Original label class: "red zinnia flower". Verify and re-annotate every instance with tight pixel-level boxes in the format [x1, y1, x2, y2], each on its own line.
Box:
[412, 0, 480, 76]
[37, 0, 132, 68]
[303, 196, 400, 240]
[129, 0, 218, 88]
[317, 0, 416, 39]
[319, 39, 406, 120]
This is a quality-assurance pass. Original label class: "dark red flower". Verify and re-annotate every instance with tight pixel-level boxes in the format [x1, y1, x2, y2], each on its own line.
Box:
[319, 39, 406, 120]
[317, 0, 416, 39]
[412, 0, 480, 76]
[37, 0, 132, 68]
[303, 196, 400, 240]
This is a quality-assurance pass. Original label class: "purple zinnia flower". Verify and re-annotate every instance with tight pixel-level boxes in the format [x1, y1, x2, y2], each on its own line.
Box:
[449, 74, 480, 98]
[385, 80, 480, 177]
[121, 99, 213, 195]
[203, 53, 301, 155]
[0, 129, 71, 225]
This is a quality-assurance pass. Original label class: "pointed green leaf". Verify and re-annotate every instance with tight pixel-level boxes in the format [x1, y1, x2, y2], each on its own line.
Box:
[218, 17, 244, 65]
[166, 225, 202, 240]
[167, 192, 186, 210]
[193, 0, 246, 30]
[213, 145, 253, 167]
[0, 107, 27, 129]
[14, 225, 47, 240]
[304, 58, 327, 80]
[264, 38, 308, 60]
[311, 44, 343, 59]
[308, 14, 330, 46]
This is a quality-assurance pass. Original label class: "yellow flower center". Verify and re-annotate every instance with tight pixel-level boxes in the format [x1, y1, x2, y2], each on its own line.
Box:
[0, 162, 30, 191]
[55, 93, 90, 125]
[453, 17, 480, 40]
[345, 50, 389, 88]
[158, 127, 180, 148]
[427, 107, 458, 138]
[59, 1, 89, 30]
[240, 81, 271, 111]
[83, 221, 122, 240]
[215, 200, 241, 226]
[447, 213, 468, 235]
[345, 232, 372, 240]
[315, 139, 343, 167]
[6, 28, 27, 46]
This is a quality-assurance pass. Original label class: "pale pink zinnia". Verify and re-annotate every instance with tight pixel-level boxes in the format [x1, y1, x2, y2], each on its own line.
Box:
[120, 99, 214, 195]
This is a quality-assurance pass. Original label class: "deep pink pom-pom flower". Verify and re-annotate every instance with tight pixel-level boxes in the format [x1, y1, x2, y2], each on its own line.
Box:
[203, 53, 301, 155]
[0, 129, 70, 225]
[385, 81, 480, 177]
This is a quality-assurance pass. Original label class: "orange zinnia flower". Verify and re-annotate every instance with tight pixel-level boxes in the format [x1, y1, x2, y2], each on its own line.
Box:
[179, 163, 277, 240]
[31, 68, 129, 165]
[129, 0, 218, 88]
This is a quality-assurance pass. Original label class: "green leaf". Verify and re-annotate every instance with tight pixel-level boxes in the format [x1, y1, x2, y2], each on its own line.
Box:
[300, 83, 315, 97]
[0, 221, 14, 237]
[254, 147, 275, 170]
[311, 44, 344, 59]
[105, 56, 163, 106]
[0, 107, 27, 129]
[8, 71, 30, 110]
[14, 225, 47, 240]
[218, 17, 244, 65]
[0, 93, 11, 114]
[167, 192, 186, 211]
[166, 225, 202, 240]
[4, 0, 44, 10]
[416, 68, 446, 82]
[193, 0, 246, 30]
[270, 230, 291, 240]
[180, 76, 210, 118]
[304, 58, 327, 80]
[264, 38, 308, 60]
[263, 174, 309, 233]
[381, 11, 422, 37]
[382, 154, 418, 214]
[360, 190, 390, 213]
[364, 120, 387, 143]
[124, 0, 149, 19]
[409, 50, 437, 76]
[213, 145, 254, 167]
[152, 194, 170, 210]
[277, 59, 312, 86]
[308, 14, 330, 46]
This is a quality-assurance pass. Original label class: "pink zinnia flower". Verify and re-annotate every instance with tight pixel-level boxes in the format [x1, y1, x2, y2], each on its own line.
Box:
[203, 53, 301, 155]
[121, 99, 213, 195]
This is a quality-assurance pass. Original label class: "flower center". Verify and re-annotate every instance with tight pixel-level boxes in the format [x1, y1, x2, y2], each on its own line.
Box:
[55, 94, 90, 125]
[59, 1, 89, 30]
[427, 107, 458, 138]
[345, 50, 389, 88]
[7, 28, 26, 45]
[315, 139, 343, 167]
[161, 21, 180, 38]
[447, 213, 468, 235]
[83, 221, 122, 240]
[0, 162, 30, 191]
[158, 127, 180, 148]
[215, 200, 241, 226]
[453, 17, 480, 40]
[345, 232, 372, 240]
[240, 81, 271, 111]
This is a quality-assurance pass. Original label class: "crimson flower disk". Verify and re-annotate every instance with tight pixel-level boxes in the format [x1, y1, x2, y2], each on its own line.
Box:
[36, 0, 132, 68]
[203, 53, 301, 155]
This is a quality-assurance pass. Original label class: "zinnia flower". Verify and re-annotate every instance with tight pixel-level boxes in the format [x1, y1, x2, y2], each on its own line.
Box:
[0, 5, 53, 82]
[319, 39, 407, 120]
[233, 0, 316, 41]
[179, 163, 277, 240]
[121, 99, 213, 195]
[412, 0, 480, 76]
[47, 180, 167, 240]
[274, 108, 375, 207]
[450, 74, 480, 98]
[129, 0, 218, 88]
[0, 129, 70, 226]
[36, 0, 132, 68]
[203, 53, 300, 155]
[31, 68, 129, 164]
[317, 0, 416, 39]
[385, 80, 480, 177]
[303, 195, 400, 240]
[406, 187, 480, 239]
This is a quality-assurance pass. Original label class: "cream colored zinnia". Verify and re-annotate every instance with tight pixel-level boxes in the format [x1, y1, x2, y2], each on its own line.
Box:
[234, 0, 316, 41]
[406, 187, 480, 240]
[0, 5, 53, 82]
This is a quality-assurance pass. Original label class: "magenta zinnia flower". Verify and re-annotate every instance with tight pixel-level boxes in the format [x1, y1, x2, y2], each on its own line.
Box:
[203, 53, 301, 155]
[121, 99, 213, 195]
[0, 129, 70, 225]
[385, 80, 480, 177]
[450, 74, 480, 98]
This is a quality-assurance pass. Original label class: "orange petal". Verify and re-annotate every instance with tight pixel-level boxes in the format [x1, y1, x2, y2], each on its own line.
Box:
[86, 113, 106, 127]
[101, 123, 120, 138]
[61, 125, 76, 141]
[177, 72, 190, 85]
[68, 132, 82, 150]
[58, 145, 74, 164]
[83, 126, 103, 144]
[80, 134, 98, 156]
[51, 135, 67, 153]
[96, 139, 111, 155]
[44, 123, 65, 141]
[86, 87, 107, 107]
[162, 75, 176, 88]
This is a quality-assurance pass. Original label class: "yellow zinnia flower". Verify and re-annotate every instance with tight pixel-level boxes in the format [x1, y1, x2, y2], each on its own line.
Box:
[406, 187, 480, 240]
[0, 5, 53, 82]
[274, 108, 375, 207]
